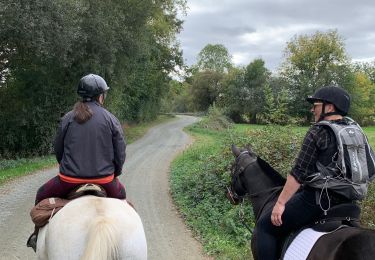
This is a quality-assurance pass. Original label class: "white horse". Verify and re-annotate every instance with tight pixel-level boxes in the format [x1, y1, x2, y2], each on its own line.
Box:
[36, 196, 147, 260]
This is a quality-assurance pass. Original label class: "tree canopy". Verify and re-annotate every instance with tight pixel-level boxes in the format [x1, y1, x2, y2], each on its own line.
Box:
[0, 0, 186, 158]
[196, 44, 232, 73]
[167, 30, 375, 126]
[279, 30, 351, 120]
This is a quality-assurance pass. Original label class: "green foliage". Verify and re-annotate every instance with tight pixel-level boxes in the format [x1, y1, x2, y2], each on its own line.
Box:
[190, 71, 224, 111]
[217, 59, 271, 124]
[218, 67, 247, 123]
[243, 59, 270, 123]
[197, 44, 232, 73]
[353, 61, 375, 85]
[348, 72, 375, 125]
[183, 31, 375, 126]
[0, 0, 186, 158]
[229, 126, 304, 176]
[171, 123, 304, 258]
[160, 80, 194, 113]
[259, 79, 304, 126]
[279, 30, 352, 121]
[194, 105, 233, 131]
[170, 130, 253, 259]
[349, 63, 375, 125]
[171, 122, 375, 258]
[0, 156, 55, 185]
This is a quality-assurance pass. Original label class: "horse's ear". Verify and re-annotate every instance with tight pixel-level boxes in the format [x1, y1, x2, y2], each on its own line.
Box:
[231, 144, 241, 157]
[246, 144, 257, 157]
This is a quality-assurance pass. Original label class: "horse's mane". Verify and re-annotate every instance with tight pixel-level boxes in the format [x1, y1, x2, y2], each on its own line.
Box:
[257, 156, 286, 187]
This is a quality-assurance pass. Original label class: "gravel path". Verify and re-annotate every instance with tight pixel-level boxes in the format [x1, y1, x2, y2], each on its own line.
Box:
[0, 115, 209, 260]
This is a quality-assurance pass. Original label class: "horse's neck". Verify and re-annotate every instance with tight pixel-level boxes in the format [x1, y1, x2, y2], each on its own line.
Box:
[243, 162, 282, 218]
[249, 188, 281, 220]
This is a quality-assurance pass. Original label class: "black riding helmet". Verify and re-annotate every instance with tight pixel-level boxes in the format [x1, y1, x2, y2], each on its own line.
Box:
[77, 74, 109, 99]
[306, 85, 351, 116]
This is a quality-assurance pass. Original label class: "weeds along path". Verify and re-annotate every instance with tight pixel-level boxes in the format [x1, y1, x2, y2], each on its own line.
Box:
[0, 115, 210, 260]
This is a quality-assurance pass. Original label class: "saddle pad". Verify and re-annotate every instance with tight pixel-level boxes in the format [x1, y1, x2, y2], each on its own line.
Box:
[283, 228, 327, 260]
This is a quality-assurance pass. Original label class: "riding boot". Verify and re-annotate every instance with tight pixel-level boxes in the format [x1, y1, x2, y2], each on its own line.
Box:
[26, 226, 39, 252]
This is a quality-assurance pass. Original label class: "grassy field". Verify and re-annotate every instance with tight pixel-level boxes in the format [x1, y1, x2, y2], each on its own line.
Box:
[170, 122, 375, 259]
[0, 115, 176, 185]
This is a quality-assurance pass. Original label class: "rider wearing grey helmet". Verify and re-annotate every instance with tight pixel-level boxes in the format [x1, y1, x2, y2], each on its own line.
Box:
[27, 74, 127, 252]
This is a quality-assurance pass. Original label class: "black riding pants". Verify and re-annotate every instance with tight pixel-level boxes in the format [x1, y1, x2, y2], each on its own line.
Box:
[254, 188, 328, 260]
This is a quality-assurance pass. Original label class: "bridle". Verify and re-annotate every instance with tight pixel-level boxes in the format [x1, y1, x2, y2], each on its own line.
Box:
[227, 149, 283, 233]
[227, 150, 253, 202]
[227, 150, 256, 233]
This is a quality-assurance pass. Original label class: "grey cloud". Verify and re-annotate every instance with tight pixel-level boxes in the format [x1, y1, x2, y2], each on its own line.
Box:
[178, 0, 375, 71]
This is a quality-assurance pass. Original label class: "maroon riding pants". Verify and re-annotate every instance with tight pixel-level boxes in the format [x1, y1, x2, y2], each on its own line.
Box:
[35, 175, 126, 205]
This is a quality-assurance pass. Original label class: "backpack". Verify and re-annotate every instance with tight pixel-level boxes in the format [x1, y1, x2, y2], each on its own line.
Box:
[306, 117, 375, 201]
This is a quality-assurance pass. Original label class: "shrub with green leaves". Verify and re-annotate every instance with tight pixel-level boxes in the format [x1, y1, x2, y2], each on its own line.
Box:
[171, 124, 304, 258]
[194, 105, 233, 131]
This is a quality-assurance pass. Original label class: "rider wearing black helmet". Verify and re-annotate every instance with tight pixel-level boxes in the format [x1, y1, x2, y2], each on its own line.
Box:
[306, 85, 351, 120]
[254, 85, 370, 259]
[27, 74, 127, 251]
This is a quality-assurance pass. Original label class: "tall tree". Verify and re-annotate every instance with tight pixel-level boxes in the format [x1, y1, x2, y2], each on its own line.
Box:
[347, 72, 375, 125]
[353, 61, 375, 85]
[279, 30, 350, 121]
[196, 44, 232, 73]
[243, 58, 270, 123]
[218, 67, 246, 122]
[0, 0, 186, 158]
[190, 70, 224, 111]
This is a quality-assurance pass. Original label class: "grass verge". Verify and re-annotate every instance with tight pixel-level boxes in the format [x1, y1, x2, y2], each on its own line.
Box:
[170, 123, 375, 259]
[0, 156, 56, 185]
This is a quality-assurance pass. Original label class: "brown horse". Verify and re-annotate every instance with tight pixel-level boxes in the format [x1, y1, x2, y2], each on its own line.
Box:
[227, 145, 375, 260]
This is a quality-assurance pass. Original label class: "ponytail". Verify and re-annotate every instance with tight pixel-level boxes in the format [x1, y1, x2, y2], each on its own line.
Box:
[73, 101, 93, 124]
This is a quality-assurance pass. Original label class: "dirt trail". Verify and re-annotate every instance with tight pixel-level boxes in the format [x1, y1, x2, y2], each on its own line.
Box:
[0, 115, 209, 260]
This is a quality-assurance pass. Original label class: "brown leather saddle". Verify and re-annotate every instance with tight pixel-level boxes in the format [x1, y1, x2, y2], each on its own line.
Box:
[30, 184, 107, 228]
[66, 183, 107, 200]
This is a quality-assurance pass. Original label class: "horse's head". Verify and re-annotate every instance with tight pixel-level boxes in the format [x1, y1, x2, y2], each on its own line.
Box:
[226, 144, 258, 205]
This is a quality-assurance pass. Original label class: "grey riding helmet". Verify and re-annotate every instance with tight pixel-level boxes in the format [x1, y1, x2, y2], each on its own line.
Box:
[77, 74, 109, 98]
[306, 85, 351, 115]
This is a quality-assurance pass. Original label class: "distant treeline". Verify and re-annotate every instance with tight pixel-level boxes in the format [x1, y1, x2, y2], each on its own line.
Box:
[163, 31, 375, 126]
[0, 0, 185, 158]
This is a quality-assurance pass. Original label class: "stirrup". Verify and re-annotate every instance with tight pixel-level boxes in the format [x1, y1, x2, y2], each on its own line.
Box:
[27, 233, 37, 252]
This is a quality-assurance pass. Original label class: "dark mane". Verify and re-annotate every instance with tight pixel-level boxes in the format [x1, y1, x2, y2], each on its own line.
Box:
[257, 157, 286, 187]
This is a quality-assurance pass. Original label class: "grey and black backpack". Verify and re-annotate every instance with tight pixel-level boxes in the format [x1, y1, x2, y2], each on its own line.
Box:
[306, 117, 375, 201]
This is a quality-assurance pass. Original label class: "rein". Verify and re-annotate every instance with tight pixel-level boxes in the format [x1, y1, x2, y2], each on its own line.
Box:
[229, 150, 284, 232]
[230, 151, 280, 200]
[238, 201, 254, 234]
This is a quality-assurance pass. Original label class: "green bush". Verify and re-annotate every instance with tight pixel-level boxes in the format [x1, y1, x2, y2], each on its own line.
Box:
[171, 125, 304, 258]
[227, 125, 304, 176]
[172, 122, 375, 259]
[195, 105, 233, 131]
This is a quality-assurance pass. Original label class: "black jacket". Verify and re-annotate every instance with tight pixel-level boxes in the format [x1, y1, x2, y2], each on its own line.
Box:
[54, 102, 126, 178]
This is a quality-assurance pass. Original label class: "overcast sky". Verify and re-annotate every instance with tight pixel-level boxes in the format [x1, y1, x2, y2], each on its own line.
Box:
[177, 0, 375, 71]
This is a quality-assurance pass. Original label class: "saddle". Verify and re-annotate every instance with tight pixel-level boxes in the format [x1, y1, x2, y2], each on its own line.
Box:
[66, 183, 107, 200]
[30, 184, 107, 228]
[312, 203, 361, 232]
[280, 203, 361, 259]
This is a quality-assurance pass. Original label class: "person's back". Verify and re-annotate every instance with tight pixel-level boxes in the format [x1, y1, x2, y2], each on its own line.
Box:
[56, 102, 125, 179]
[27, 74, 127, 252]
